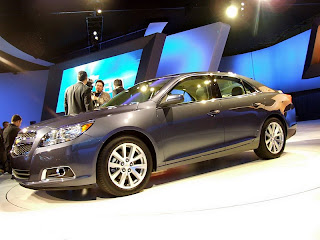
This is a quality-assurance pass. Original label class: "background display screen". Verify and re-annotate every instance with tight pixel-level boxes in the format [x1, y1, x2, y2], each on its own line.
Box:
[56, 49, 143, 113]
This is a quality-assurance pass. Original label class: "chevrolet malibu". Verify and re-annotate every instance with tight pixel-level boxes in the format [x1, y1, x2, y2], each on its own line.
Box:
[12, 72, 297, 196]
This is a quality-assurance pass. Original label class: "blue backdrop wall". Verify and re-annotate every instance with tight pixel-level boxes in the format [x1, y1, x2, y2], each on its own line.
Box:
[219, 30, 320, 93]
[0, 70, 48, 128]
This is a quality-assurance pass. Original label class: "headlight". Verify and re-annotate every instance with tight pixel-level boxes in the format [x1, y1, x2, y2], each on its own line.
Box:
[39, 120, 94, 147]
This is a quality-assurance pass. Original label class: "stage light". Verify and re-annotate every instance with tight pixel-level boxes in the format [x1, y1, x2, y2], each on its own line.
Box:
[226, 5, 238, 19]
[241, 2, 245, 6]
[241, 7, 244, 11]
[97, 9, 102, 14]
[93, 31, 97, 36]
[95, 36, 99, 40]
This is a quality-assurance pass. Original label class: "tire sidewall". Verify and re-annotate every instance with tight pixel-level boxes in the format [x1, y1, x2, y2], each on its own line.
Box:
[97, 136, 153, 196]
[256, 117, 286, 159]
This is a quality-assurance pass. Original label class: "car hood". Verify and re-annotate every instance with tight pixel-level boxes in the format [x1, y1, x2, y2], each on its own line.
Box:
[29, 104, 139, 130]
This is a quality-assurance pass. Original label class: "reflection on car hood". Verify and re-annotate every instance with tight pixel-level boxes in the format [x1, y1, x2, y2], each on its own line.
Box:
[30, 104, 139, 130]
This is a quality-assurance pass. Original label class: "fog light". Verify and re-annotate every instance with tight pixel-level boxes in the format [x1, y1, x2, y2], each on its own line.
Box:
[41, 166, 75, 181]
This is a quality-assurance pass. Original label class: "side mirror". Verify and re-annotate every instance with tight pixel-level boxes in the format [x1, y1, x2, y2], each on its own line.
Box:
[160, 94, 184, 107]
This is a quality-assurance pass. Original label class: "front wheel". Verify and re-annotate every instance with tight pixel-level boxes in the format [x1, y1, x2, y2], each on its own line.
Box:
[254, 118, 286, 159]
[97, 136, 153, 196]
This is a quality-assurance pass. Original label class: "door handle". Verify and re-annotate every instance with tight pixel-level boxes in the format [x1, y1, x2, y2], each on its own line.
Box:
[207, 110, 220, 117]
[252, 102, 260, 108]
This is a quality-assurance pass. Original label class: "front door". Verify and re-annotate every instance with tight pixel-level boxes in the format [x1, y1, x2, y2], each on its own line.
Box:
[156, 75, 225, 164]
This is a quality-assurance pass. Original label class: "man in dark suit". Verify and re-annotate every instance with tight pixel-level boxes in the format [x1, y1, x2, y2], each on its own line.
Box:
[112, 79, 125, 97]
[65, 71, 93, 115]
[3, 114, 22, 174]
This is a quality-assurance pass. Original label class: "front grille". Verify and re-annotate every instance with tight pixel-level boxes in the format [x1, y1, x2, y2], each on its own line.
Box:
[12, 144, 33, 156]
[18, 131, 36, 139]
[13, 169, 30, 180]
[12, 130, 37, 156]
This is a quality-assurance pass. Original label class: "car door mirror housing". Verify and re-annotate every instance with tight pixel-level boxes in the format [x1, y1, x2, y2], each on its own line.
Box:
[160, 94, 184, 107]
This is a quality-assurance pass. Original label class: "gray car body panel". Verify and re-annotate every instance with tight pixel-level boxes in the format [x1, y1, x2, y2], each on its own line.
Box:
[11, 72, 297, 190]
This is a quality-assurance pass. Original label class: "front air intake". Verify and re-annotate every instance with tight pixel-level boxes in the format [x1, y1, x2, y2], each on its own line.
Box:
[12, 169, 30, 180]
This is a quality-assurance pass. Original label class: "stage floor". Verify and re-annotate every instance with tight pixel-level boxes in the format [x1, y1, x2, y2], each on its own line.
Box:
[0, 120, 320, 240]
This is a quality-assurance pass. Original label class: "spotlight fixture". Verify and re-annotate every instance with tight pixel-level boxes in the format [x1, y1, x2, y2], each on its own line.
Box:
[97, 9, 102, 14]
[241, 2, 245, 6]
[86, 15, 103, 52]
[226, 5, 238, 19]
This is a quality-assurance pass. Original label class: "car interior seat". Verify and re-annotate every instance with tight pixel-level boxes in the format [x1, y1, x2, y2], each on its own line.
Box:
[196, 87, 209, 101]
[231, 86, 244, 96]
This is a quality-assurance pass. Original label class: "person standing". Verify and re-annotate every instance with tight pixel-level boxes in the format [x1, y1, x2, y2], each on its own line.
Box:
[0, 121, 9, 135]
[91, 80, 111, 108]
[112, 79, 125, 97]
[64, 71, 93, 115]
[3, 114, 22, 174]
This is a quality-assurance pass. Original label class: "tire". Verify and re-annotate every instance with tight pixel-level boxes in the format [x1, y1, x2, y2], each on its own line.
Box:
[97, 136, 153, 197]
[254, 117, 286, 159]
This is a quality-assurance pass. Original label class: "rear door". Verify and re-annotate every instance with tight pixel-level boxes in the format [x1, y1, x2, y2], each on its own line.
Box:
[216, 76, 266, 147]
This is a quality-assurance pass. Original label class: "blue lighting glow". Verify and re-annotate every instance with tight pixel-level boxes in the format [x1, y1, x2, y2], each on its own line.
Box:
[156, 23, 229, 77]
[56, 49, 143, 113]
[219, 30, 320, 93]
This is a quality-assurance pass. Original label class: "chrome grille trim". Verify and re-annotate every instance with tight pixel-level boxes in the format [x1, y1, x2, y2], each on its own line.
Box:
[12, 144, 33, 156]
[13, 169, 30, 180]
[11, 130, 37, 156]
[17, 131, 36, 139]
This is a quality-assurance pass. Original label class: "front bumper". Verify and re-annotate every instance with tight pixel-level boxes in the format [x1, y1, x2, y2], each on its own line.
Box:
[12, 133, 101, 189]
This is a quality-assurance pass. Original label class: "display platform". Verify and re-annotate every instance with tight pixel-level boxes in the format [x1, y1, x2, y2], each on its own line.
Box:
[0, 119, 320, 240]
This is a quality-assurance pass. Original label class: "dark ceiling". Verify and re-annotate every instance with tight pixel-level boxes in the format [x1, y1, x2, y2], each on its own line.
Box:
[1, 0, 320, 73]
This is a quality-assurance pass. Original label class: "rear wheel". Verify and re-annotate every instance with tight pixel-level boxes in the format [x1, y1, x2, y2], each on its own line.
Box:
[254, 118, 286, 159]
[97, 136, 153, 196]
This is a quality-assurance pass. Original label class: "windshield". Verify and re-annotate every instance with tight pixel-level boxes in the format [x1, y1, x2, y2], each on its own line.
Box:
[101, 76, 175, 107]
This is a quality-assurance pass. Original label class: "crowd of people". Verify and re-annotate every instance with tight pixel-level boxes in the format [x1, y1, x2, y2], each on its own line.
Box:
[0, 115, 22, 175]
[65, 71, 124, 115]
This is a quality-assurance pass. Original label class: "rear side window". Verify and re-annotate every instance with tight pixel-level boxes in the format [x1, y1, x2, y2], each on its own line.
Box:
[216, 78, 245, 97]
[215, 76, 256, 97]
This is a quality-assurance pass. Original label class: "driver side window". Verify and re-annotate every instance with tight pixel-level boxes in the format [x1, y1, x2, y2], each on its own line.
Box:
[168, 76, 216, 103]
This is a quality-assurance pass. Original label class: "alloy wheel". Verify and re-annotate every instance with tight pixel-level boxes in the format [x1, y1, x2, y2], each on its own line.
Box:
[108, 143, 147, 190]
[265, 122, 284, 154]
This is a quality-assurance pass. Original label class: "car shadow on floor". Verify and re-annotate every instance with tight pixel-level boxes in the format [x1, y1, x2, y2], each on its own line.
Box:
[33, 150, 261, 201]
[146, 150, 261, 189]
[34, 187, 114, 201]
